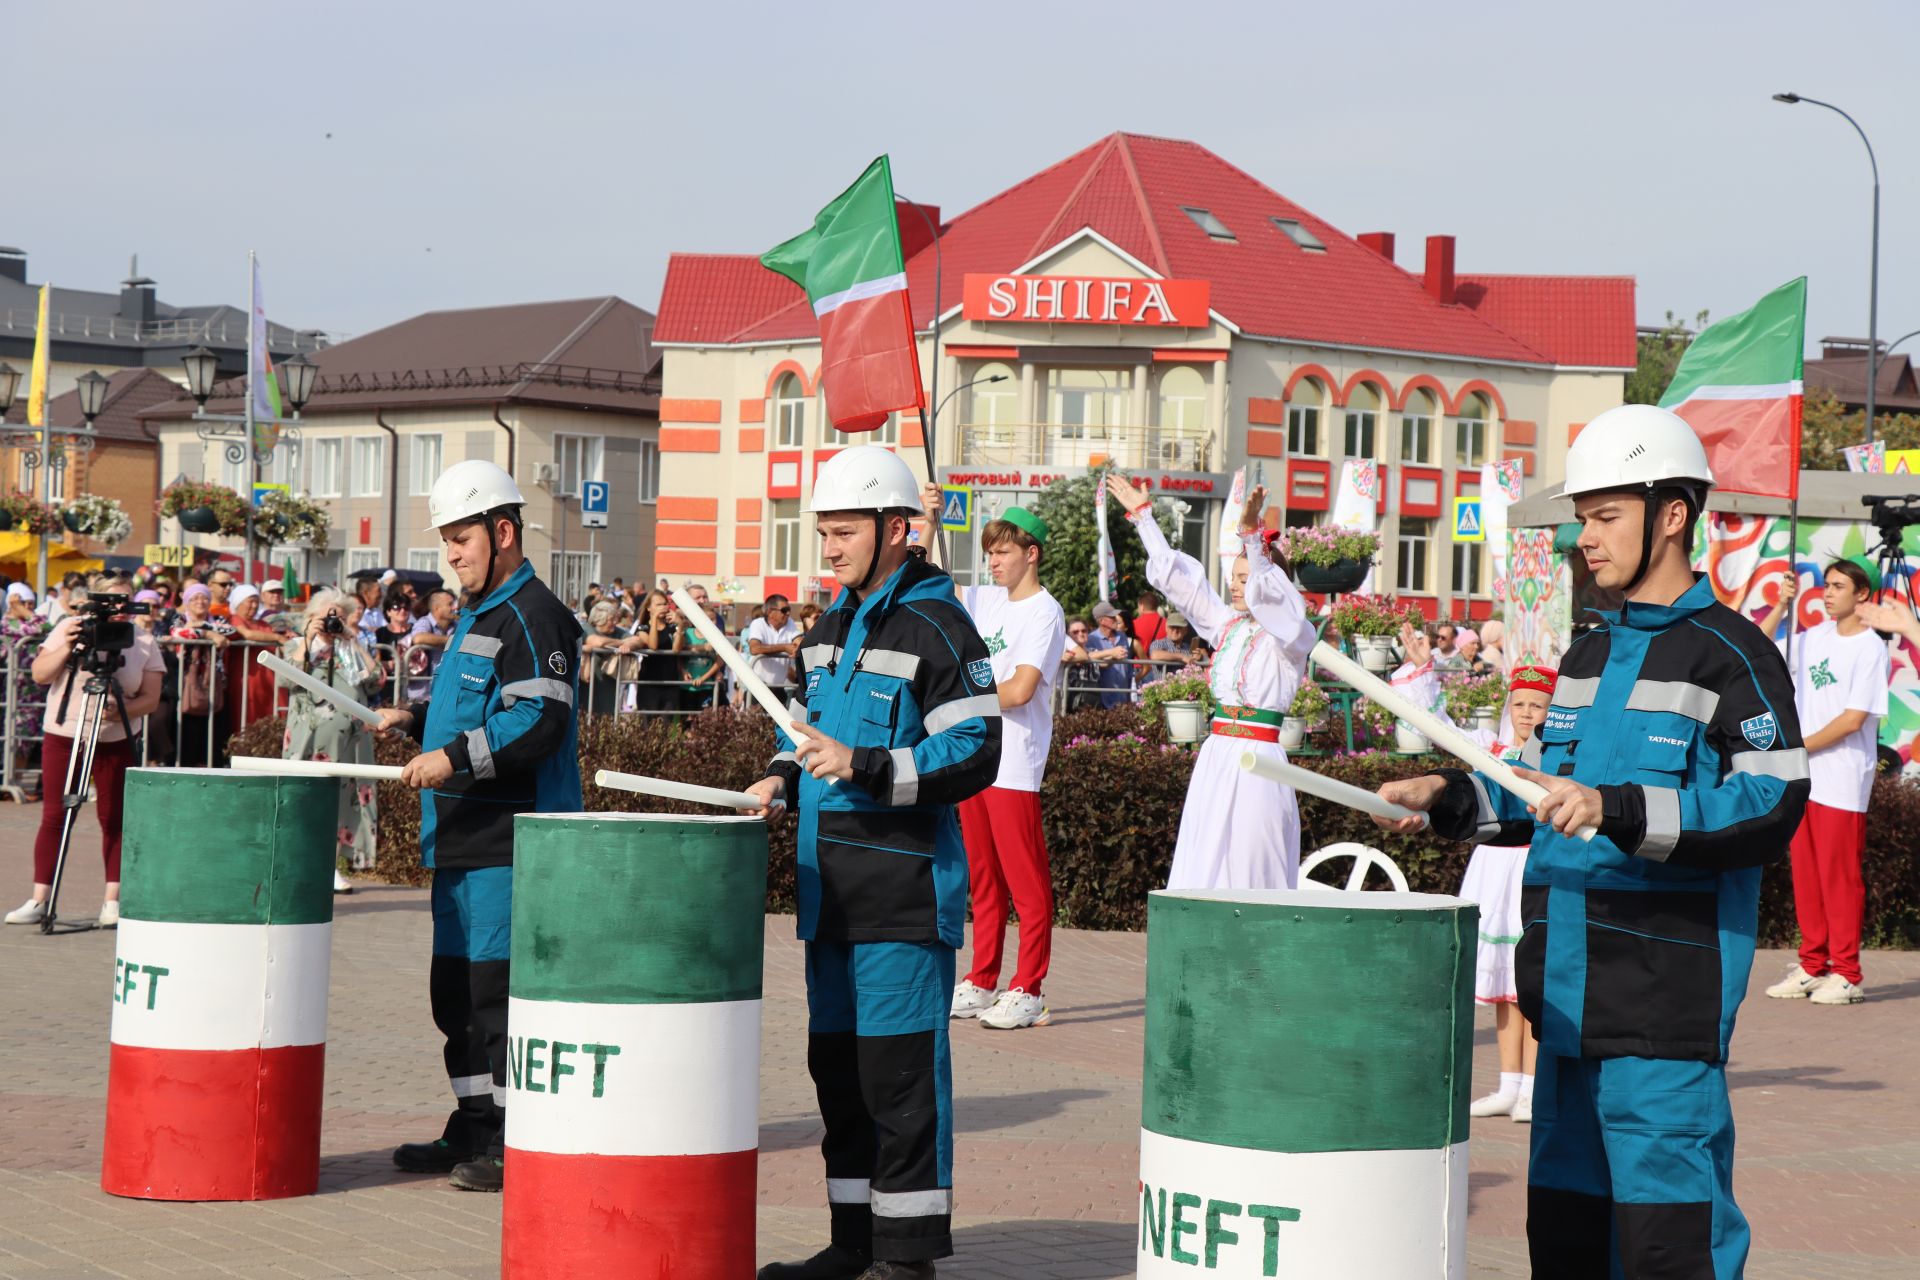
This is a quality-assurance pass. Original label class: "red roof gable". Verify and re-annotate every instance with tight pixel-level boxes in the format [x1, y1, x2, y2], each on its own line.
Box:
[656, 133, 1633, 368]
[1454, 275, 1638, 369]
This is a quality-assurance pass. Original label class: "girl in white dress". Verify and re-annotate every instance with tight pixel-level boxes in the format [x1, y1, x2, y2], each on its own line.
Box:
[1107, 475, 1316, 889]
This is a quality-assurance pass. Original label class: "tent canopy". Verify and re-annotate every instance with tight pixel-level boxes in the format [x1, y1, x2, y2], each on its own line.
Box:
[0, 533, 105, 583]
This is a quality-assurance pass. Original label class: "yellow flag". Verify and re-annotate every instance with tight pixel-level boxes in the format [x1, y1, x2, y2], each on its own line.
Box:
[25, 284, 49, 428]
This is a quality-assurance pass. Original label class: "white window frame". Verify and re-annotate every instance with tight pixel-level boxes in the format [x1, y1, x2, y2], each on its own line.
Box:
[1450, 540, 1487, 597]
[1343, 407, 1377, 459]
[407, 547, 442, 574]
[1395, 517, 1434, 594]
[771, 498, 801, 575]
[312, 438, 344, 497]
[548, 550, 601, 609]
[825, 409, 900, 447]
[638, 439, 660, 504]
[553, 433, 604, 498]
[346, 547, 382, 576]
[349, 435, 385, 498]
[409, 434, 443, 496]
[1286, 404, 1320, 456]
[1399, 411, 1433, 465]
[971, 363, 1018, 445]
[774, 377, 807, 448]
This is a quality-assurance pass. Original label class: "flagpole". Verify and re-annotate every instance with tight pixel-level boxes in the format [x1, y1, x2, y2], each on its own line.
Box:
[1785, 500, 1799, 670]
[243, 250, 257, 588]
[916, 406, 947, 563]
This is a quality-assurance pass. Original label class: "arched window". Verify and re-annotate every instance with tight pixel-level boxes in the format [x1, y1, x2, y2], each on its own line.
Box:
[1399, 388, 1437, 465]
[1344, 383, 1383, 459]
[774, 373, 807, 448]
[1287, 378, 1327, 457]
[1455, 392, 1490, 468]
[1157, 365, 1207, 466]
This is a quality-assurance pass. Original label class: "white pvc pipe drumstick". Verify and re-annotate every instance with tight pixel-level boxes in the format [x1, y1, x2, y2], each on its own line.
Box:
[230, 755, 404, 781]
[1310, 641, 1596, 842]
[594, 769, 766, 811]
[260, 652, 385, 729]
[1238, 750, 1429, 829]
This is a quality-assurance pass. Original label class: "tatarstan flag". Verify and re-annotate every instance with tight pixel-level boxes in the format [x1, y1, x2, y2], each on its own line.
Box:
[761, 156, 925, 432]
[1659, 276, 1806, 500]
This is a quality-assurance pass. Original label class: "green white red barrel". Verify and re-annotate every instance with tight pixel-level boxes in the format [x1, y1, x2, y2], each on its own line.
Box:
[1138, 888, 1475, 1278]
[503, 813, 768, 1279]
[102, 768, 338, 1201]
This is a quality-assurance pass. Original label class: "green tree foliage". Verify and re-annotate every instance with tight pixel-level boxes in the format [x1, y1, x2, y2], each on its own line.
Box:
[1028, 464, 1180, 621]
[1625, 309, 1710, 405]
[1799, 386, 1920, 470]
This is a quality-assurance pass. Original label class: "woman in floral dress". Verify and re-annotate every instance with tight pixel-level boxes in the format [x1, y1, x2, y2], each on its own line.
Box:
[278, 589, 381, 887]
[3, 585, 51, 785]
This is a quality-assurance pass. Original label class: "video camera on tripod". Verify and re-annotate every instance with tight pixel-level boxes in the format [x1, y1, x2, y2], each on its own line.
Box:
[1858, 495, 1920, 622]
[63, 591, 151, 678]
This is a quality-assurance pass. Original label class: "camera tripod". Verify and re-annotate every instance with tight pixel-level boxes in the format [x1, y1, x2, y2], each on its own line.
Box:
[40, 667, 132, 936]
[1862, 495, 1920, 632]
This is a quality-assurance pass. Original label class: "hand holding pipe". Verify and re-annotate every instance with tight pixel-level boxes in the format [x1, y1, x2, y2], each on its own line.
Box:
[1238, 751, 1428, 829]
[230, 755, 404, 781]
[1309, 641, 1597, 842]
[594, 768, 767, 811]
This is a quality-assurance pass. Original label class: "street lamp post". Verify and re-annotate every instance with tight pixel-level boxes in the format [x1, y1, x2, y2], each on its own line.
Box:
[0, 366, 105, 598]
[1775, 92, 1881, 443]
[182, 346, 317, 586]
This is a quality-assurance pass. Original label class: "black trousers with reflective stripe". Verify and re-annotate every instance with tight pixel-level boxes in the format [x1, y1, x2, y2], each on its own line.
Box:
[805, 939, 955, 1263]
[430, 955, 509, 1158]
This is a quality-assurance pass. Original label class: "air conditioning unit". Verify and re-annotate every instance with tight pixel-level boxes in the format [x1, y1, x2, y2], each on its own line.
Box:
[534, 463, 556, 485]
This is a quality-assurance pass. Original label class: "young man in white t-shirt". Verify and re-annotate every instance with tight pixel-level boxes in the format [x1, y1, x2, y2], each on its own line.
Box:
[1759, 558, 1890, 1005]
[940, 501, 1067, 1030]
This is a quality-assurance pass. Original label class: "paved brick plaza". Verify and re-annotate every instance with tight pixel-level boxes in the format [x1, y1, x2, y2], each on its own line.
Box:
[1, 802, 1916, 1279]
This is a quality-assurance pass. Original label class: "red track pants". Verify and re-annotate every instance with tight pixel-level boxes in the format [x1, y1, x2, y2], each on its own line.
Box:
[1790, 799, 1867, 985]
[958, 786, 1053, 996]
[33, 732, 131, 886]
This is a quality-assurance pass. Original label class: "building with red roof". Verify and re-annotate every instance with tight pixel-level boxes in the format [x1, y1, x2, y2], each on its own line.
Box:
[652, 132, 1635, 616]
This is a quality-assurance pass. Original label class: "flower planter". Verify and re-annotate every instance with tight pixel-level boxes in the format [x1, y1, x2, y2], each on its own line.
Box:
[1163, 700, 1207, 744]
[62, 509, 86, 534]
[1470, 708, 1498, 734]
[1279, 717, 1308, 751]
[1394, 724, 1431, 754]
[178, 506, 223, 534]
[1294, 558, 1370, 595]
[1354, 635, 1400, 673]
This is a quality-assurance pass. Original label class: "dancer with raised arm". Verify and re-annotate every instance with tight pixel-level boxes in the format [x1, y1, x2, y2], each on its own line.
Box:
[1107, 474, 1315, 889]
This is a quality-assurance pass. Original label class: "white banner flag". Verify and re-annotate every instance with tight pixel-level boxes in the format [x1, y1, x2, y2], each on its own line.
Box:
[1097, 476, 1118, 604]
[1330, 461, 1380, 593]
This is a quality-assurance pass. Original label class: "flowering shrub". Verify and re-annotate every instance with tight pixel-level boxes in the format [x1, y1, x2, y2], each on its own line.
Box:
[1276, 524, 1382, 568]
[60, 494, 133, 548]
[1330, 593, 1423, 639]
[0, 491, 61, 535]
[255, 489, 332, 549]
[160, 478, 248, 535]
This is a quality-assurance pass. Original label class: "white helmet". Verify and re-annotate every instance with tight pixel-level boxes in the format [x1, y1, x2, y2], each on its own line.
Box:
[1561, 404, 1715, 499]
[425, 460, 525, 531]
[808, 446, 924, 515]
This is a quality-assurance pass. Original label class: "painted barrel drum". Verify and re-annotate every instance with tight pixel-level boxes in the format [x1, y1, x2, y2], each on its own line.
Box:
[502, 813, 768, 1280]
[1138, 888, 1476, 1279]
[102, 768, 338, 1201]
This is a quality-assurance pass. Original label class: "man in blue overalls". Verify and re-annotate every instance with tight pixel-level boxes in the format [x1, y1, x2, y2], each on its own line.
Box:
[746, 447, 1001, 1280]
[1378, 405, 1809, 1279]
[376, 459, 582, 1193]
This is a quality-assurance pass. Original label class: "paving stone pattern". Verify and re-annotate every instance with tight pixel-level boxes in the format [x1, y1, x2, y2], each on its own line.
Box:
[1, 803, 1915, 1277]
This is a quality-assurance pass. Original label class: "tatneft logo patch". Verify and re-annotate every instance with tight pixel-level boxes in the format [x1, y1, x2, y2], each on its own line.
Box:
[1648, 734, 1688, 748]
[548, 650, 567, 675]
[461, 670, 488, 688]
[868, 688, 894, 706]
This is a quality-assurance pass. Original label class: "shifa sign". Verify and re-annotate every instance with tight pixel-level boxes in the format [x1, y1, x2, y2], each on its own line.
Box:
[962, 273, 1211, 327]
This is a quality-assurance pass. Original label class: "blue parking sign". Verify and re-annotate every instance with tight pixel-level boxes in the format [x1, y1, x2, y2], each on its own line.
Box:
[582, 480, 609, 529]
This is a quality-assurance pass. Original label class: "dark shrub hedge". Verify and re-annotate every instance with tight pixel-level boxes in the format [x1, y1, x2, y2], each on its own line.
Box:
[226, 711, 1920, 948]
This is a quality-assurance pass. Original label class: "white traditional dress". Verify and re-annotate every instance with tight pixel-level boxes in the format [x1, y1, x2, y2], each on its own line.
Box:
[1130, 511, 1315, 889]
[1456, 725, 1536, 1004]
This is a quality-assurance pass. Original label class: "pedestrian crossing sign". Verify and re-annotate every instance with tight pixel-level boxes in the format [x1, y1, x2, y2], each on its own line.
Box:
[940, 485, 972, 533]
[1453, 498, 1484, 542]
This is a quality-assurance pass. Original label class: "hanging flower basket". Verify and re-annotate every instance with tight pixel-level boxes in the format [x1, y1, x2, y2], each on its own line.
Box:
[160, 479, 249, 536]
[58, 494, 134, 549]
[1295, 558, 1371, 594]
[0, 492, 61, 536]
[255, 489, 332, 550]
[1279, 525, 1381, 595]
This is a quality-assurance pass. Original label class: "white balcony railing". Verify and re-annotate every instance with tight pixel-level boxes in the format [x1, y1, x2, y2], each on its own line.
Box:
[956, 421, 1213, 472]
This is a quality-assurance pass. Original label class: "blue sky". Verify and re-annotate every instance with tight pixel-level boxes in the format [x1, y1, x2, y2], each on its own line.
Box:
[14, 1, 1915, 356]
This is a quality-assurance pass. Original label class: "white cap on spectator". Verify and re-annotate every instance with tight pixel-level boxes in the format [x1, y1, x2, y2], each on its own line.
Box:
[7, 582, 34, 603]
[379, 569, 398, 585]
[229, 585, 260, 609]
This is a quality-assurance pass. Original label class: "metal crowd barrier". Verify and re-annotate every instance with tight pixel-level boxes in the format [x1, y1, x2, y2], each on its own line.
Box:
[1052, 653, 1193, 714]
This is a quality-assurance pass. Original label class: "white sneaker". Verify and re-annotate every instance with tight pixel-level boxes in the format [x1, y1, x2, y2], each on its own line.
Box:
[97, 900, 119, 927]
[950, 979, 998, 1019]
[333, 870, 353, 895]
[4, 898, 46, 925]
[979, 987, 1050, 1029]
[1809, 976, 1865, 1005]
[1469, 1091, 1517, 1118]
[1511, 1094, 1533, 1124]
[1764, 964, 1826, 999]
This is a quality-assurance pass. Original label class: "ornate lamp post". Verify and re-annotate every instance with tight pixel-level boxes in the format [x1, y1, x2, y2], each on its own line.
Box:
[181, 346, 317, 585]
[0, 367, 106, 595]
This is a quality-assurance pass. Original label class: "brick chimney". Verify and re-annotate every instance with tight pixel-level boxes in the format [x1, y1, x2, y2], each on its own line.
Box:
[1424, 235, 1456, 304]
[1357, 232, 1395, 262]
[896, 202, 941, 263]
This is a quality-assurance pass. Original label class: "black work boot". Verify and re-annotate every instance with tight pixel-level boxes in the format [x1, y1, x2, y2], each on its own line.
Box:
[448, 1155, 504, 1192]
[756, 1243, 874, 1280]
[854, 1262, 935, 1280]
[392, 1137, 473, 1173]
